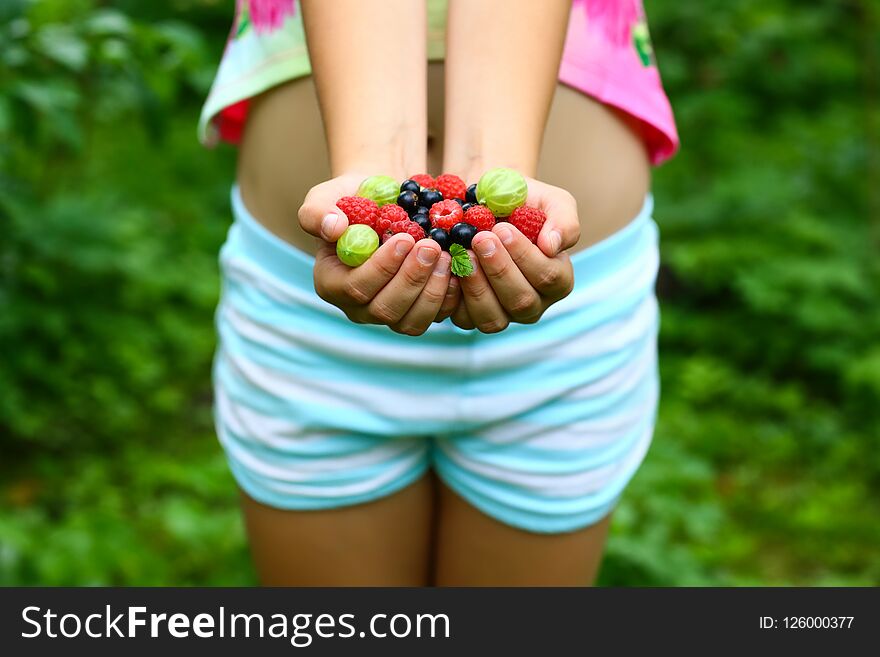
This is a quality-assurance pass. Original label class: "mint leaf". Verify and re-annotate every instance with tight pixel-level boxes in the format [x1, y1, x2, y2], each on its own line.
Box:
[449, 243, 474, 277]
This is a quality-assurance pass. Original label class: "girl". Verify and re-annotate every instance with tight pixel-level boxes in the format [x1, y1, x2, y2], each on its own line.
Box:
[200, 0, 678, 585]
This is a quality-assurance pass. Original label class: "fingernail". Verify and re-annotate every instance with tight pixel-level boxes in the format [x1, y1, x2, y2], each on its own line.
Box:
[474, 237, 496, 257]
[549, 229, 562, 254]
[496, 224, 514, 245]
[321, 213, 340, 238]
[433, 254, 450, 275]
[418, 246, 439, 266]
[395, 239, 413, 257]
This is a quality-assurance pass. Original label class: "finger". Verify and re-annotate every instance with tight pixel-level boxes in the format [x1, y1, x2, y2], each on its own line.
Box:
[471, 231, 542, 323]
[435, 268, 461, 323]
[458, 254, 510, 334]
[314, 234, 414, 306]
[536, 189, 580, 257]
[494, 222, 574, 298]
[298, 177, 358, 241]
[393, 252, 452, 335]
[437, 274, 461, 322]
[366, 239, 442, 325]
[451, 302, 475, 330]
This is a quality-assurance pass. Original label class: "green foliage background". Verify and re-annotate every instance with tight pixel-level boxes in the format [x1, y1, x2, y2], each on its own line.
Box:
[1, 0, 877, 585]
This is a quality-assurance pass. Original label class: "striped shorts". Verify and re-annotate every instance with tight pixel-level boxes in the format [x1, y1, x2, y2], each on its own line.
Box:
[213, 186, 660, 534]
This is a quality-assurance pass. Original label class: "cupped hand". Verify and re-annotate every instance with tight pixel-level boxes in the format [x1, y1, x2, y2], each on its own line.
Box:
[452, 178, 579, 333]
[299, 175, 460, 335]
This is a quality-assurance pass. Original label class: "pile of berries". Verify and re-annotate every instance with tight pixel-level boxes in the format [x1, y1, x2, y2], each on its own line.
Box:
[334, 168, 546, 276]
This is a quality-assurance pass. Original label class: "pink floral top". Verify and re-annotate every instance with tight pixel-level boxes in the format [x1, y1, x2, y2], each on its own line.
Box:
[199, 0, 679, 166]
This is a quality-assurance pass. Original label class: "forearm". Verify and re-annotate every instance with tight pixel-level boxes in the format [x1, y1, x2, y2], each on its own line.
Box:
[301, 0, 427, 178]
[442, 0, 570, 179]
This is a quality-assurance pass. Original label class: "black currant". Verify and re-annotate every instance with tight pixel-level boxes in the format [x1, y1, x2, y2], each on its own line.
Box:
[397, 190, 420, 216]
[450, 223, 478, 249]
[453, 198, 466, 207]
[429, 227, 450, 251]
[466, 183, 478, 204]
[461, 202, 474, 213]
[419, 189, 443, 208]
[414, 215, 432, 235]
[414, 205, 429, 216]
[400, 179, 421, 194]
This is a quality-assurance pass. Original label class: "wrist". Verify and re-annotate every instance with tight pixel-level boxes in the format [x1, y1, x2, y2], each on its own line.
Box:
[442, 133, 540, 182]
[330, 124, 426, 181]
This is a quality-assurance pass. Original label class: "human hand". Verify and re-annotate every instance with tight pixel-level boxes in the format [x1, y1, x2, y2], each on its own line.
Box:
[298, 174, 461, 335]
[451, 178, 579, 333]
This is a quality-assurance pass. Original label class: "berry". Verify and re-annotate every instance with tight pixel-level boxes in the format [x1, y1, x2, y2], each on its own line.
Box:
[435, 173, 467, 201]
[382, 219, 426, 243]
[429, 199, 464, 231]
[414, 205, 429, 217]
[461, 202, 474, 213]
[356, 175, 399, 207]
[375, 216, 392, 236]
[508, 206, 547, 244]
[476, 167, 528, 216]
[413, 214, 432, 234]
[409, 173, 435, 189]
[453, 198, 466, 207]
[463, 205, 496, 232]
[419, 188, 443, 208]
[400, 179, 421, 194]
[466, 183, 478, 204]
[397, 190, 420, 215]
[403, 220, 428, 240]
[379, 203, 409, 224]
[429, 227, 450, 251]
[337, 224, 379, 267]
[336, 196, 379, 229]
[450, 223, 477, 249]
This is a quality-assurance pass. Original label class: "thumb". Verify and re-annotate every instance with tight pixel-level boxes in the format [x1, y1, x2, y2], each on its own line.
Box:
[536, 192, 579, 257]
[298, 179, 355, 241]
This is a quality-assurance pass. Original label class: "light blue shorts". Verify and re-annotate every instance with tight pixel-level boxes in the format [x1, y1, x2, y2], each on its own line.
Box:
[213, 186, 660, 534]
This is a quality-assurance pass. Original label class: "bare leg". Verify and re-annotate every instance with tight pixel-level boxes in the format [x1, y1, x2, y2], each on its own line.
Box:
[433, 483, 611, 586]
[240, 475, 434, 586]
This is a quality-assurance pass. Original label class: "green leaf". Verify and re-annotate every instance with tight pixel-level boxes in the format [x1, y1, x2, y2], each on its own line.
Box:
[449, 243, 473, 277]
[35, 25, 88, 72]
[85, 9, 132, 37]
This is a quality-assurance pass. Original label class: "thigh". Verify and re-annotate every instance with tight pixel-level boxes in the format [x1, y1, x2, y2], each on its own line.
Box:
[241, 474, 435, 586]
[433, 483, 611, 586]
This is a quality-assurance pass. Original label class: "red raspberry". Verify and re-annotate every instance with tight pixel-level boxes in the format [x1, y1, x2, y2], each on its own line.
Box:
[379, 204, 408, 224]
[375, 217, 392, 237]
[382, 219, 426, 243]
[409, 173, 435, 189]
[463, 205, 496, 232]
[429, 199, 464, 231]
[376, 204, 409, 239]
[336, 196, 379, 229]
[508, 206, 547, 244]
[434, 173, 467, 201]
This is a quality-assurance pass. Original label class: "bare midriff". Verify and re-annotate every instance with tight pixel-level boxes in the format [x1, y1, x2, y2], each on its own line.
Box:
[237, 63, 651, 256]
